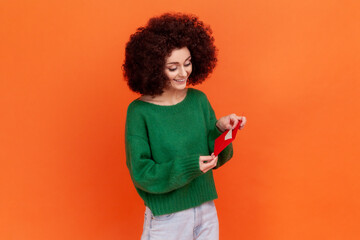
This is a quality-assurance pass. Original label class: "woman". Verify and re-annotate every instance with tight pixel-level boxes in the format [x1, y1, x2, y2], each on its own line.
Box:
[123, 13, 246, 240]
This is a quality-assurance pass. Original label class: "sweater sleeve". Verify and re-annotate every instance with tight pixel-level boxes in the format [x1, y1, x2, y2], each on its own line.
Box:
[205, 97, 234, 169]
[126, 135, 203, 194]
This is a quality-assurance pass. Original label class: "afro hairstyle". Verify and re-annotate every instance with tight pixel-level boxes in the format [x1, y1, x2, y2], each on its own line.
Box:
[122, 12, 218, 96]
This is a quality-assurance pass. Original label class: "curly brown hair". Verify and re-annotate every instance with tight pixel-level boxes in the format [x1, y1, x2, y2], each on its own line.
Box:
[123, 13, 218, 96]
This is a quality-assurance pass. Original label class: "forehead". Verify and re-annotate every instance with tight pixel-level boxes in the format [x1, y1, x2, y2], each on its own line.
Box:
[166, 47, 191, 62]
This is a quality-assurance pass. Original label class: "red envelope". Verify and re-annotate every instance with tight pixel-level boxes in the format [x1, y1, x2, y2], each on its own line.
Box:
[214, 120, 242, 156]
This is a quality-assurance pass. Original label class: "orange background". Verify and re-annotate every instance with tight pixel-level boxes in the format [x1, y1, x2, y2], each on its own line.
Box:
[1, 0, 360, 239]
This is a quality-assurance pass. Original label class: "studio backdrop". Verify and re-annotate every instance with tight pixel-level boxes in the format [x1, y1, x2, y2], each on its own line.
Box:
[1, 0, 359, 239]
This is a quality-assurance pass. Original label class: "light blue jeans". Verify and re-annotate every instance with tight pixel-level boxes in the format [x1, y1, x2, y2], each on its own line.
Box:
[141, 200, 219, 240]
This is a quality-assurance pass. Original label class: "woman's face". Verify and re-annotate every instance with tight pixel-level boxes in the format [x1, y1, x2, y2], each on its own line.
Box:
[164, 47, 192, 91]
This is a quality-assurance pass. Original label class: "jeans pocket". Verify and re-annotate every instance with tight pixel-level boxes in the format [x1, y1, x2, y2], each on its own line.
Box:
[152, 212, 175, 221]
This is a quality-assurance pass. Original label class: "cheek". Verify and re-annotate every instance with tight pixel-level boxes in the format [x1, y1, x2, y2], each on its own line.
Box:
[188, 66, 193, 75]
[165, 70, 177, 80]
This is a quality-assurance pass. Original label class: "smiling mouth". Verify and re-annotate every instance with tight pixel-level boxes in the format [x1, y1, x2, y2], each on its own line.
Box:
[174, 78, 187, 82]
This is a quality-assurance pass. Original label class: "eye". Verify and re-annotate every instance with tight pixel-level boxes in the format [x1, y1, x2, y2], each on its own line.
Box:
[184, 61, 192, 67]
[167, 60, 191, 72]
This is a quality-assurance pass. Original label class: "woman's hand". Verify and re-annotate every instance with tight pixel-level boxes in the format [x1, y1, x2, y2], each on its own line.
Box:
[216, 114, 247, 132]
[199, 153, 218, 173]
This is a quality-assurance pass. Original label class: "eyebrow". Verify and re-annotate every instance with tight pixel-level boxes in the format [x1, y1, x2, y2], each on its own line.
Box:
[166, 56, 191, 65]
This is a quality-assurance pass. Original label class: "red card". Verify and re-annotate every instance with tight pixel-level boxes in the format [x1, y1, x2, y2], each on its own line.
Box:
[214, 120, 242, 156]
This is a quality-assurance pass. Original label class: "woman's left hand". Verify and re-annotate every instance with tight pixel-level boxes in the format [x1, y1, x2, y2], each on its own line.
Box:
[216, 114, 247, 132]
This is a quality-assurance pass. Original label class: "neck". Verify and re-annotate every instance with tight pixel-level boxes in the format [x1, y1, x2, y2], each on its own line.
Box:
[141, 87, 188, 106]
[160, 87, 187, 103]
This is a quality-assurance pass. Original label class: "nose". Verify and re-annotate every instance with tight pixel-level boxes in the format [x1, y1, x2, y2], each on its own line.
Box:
[178, 66, 187, 78]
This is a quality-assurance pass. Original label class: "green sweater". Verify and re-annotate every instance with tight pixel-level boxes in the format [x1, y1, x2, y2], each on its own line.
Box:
[125, 88, 233, 216]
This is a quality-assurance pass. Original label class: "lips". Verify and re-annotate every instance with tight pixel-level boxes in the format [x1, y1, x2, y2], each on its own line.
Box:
[174, 78, 187, 82]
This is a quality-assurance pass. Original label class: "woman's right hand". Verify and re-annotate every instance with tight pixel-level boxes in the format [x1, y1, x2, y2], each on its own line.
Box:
[199, 153, 218, 173]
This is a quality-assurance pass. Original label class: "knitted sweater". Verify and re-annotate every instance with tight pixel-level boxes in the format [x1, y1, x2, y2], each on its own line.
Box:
[125, 88, 233, 216]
